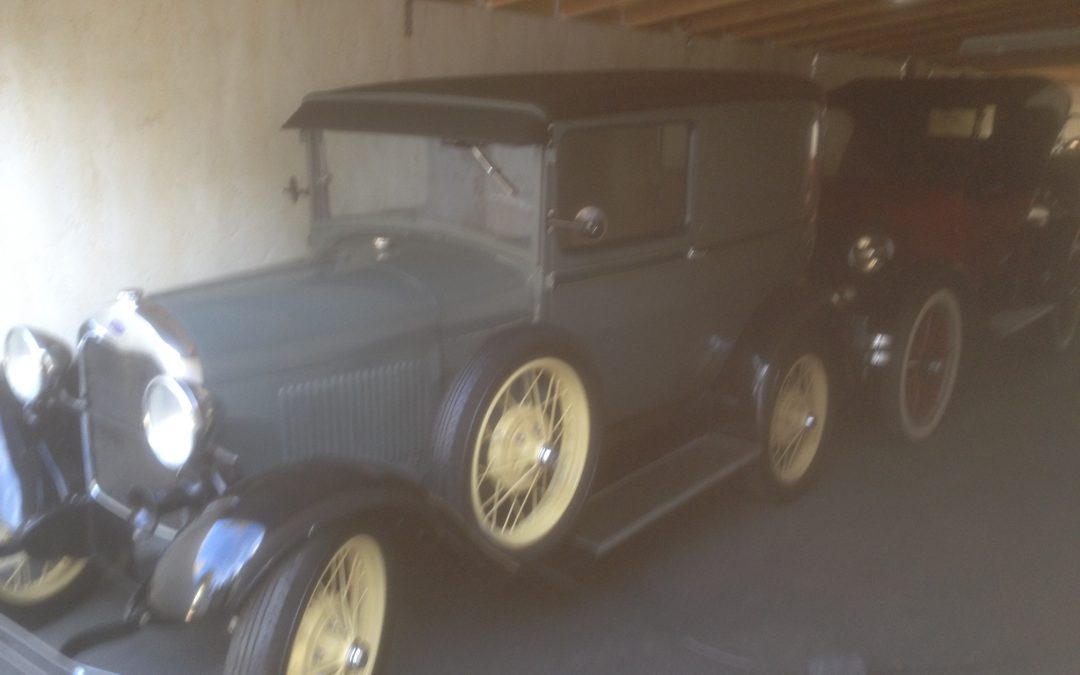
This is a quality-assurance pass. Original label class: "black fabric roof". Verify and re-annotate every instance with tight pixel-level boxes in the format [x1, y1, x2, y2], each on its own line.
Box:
[830, 76, 1071, 121]
[284, 69, 821, 144]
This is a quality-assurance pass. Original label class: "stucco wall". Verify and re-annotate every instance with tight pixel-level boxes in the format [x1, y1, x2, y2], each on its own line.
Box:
[0, 0, 900, 341]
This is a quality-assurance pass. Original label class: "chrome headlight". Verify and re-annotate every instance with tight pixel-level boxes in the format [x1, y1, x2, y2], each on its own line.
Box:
[142, 375, 213, 470]
[2, 327, 70, 405]
[847, 232, 895, 274]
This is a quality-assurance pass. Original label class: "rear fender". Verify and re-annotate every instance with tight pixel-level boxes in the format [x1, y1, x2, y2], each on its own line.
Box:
[715, 282, 837, 440]
[145, 461, 435, 622]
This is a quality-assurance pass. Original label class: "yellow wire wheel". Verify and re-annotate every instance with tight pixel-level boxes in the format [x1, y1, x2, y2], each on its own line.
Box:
[766, 353, 828, 487]
[0, 523, 87, 607]
[468, 356, 591, 550]
[285, 534, 388, 675]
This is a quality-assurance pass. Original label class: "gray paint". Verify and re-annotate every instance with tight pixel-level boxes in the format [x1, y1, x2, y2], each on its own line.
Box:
[78, 89, 820, 510]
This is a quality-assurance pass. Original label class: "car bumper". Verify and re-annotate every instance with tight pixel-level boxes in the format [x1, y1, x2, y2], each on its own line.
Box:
[0, 611, 117, 675]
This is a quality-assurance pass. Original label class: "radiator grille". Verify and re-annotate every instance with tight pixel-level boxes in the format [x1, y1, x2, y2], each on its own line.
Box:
[278, 360, 433, 471]
[81, 340, 178, 517]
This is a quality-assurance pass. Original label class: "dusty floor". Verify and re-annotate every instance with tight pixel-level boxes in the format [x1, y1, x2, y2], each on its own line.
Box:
[27, 337, 1080, 674]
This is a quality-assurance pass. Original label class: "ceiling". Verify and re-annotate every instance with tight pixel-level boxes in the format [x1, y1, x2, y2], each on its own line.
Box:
[458, 0, 1080, 77]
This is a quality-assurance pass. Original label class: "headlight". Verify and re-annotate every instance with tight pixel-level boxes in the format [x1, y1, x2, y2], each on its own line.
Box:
[2, 327, 70, 405]
[142, 375, 213, 470]
[847, 232, 895, 274]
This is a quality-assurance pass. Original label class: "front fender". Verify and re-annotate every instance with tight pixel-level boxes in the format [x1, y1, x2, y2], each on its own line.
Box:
[0, 376, 79, 539]
[145, 461, 430, 622]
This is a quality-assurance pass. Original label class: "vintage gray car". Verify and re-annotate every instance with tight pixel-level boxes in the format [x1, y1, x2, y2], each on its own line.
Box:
[1, 71, 833, 674]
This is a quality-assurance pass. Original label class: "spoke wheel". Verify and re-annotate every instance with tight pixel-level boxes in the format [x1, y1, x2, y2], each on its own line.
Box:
[285, 535, 388, 675]
[883, 286, 962, 442]
[0, 523, 87, 607]
[1049, 228, 1080, 351]
[766, 354, 828, 486]
[469, 357, 590, 550]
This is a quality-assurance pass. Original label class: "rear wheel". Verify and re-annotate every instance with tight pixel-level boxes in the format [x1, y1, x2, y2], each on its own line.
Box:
[226, 531, 389, 675]
[880, 286, 963, 442]
[746, 347, 831, 500]
[1046, 226, 1080, 352]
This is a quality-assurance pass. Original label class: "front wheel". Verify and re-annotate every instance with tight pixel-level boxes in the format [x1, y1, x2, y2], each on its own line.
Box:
[746, 348, 831, 500]
[880, 286, 963, 442]
[226, 531, 389, 675]
[435, 332, 600, 558]
[0, 522, 92, 623]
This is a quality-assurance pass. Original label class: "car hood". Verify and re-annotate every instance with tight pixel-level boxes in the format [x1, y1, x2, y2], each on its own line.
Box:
[151, 233, 534, 384]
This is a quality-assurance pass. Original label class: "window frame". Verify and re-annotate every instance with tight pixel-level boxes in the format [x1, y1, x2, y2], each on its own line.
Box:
[547, 114, 698, 257]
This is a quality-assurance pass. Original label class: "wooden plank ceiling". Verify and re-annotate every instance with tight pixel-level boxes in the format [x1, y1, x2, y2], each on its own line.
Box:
[460, 0, 1080, 73]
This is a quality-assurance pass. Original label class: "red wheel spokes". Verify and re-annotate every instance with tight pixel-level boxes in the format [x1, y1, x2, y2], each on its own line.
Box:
[904, 306, 951, 425]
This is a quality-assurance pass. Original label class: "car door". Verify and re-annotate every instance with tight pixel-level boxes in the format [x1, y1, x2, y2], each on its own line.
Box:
[689, 100, 822, 385]
[541, 117, 704, 425]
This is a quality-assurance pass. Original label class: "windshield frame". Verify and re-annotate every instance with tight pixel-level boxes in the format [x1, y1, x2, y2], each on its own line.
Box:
[303, 128, 544, 264]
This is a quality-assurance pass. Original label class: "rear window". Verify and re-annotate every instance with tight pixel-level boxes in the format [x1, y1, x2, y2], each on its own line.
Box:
[927, 105, 996, 139]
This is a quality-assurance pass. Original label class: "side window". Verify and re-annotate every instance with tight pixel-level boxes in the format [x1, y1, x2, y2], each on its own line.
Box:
[556, 122, 691, 250]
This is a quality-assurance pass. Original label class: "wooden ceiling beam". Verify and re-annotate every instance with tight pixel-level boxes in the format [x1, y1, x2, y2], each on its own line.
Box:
[940, 45, 1080, 70]
[684, 0, 861, 36]
[848, 7, 1080, 57]
[621, 0, 753, 28]
[816, 3, 1080, 52]
[557, 0, 632, 18]
[775, 0, 1054, 46]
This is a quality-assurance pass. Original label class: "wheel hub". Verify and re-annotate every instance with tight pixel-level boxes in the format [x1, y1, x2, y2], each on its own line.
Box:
[345, 643, 369, 670]
[488, 405, 549, 489]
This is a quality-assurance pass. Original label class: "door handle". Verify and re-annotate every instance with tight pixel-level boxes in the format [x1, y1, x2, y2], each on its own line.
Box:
[686, 246, 707, 261]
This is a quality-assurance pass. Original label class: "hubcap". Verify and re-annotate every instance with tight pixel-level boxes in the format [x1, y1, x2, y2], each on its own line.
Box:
[470, 357, 590, 549]
[768, 354, 828, 485]
[0, 523, 86, 607]
[286, 535, 387, 675]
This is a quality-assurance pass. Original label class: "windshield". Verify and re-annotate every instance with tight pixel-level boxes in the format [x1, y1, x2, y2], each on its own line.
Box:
[311, 130, 542, 254]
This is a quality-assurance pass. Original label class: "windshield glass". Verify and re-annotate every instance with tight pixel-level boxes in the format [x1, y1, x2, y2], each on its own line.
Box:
[313, 130, 542, 254]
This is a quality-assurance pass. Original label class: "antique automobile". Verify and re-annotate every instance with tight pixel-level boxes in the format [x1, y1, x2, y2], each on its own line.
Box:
[814, 76, 1077, 442]
[0, 70, 835, 674]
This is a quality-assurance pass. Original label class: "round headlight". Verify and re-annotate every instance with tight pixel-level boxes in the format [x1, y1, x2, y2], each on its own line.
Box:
[847, 233, 895, 274]
[3, 327, 54, 405]
[142, 375, 211, 470]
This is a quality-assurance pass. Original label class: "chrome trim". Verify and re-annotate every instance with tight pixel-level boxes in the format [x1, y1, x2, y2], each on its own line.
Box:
[76, 294, 203, 385]
[88, 480, 178, 541]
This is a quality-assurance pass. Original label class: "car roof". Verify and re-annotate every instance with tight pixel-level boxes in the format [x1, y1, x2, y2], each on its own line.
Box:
[284, 69, 821, 144]
[829, 76, 1071, 123]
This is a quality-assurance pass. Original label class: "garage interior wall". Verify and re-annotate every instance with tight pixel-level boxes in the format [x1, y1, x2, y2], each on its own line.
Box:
[0, 0, 900, 340]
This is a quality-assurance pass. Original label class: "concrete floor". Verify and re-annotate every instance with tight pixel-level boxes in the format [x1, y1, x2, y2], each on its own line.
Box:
[27, 338, 1080, 674]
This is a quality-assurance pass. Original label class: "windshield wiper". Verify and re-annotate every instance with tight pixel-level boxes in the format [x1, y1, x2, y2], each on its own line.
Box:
[469, 145, 518, 197]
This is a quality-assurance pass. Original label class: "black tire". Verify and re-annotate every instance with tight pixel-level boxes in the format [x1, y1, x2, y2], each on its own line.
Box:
[225, 530, 390, 675]
[1043, 224, 1080, 354]
[880, 285, 963, 442]
[745, 342, 832, 501]
[0, 533, 97, 628]
[432, 328, 600, 559]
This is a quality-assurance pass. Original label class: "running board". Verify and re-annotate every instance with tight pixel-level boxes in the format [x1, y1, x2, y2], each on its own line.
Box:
[571, 433, 759, 557]
[0, 611, 117, 675]
[988, 303, 1054, 337]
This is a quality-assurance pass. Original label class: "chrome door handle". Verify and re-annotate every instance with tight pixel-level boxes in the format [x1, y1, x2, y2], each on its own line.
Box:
[686, 246, 707, 261]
